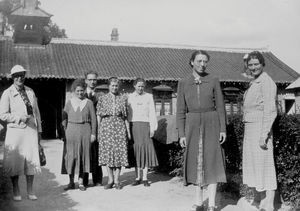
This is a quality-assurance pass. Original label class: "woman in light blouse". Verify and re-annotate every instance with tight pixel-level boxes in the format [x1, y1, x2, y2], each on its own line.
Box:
[243, 51, 277, 211]
[128, 78, 158, 187]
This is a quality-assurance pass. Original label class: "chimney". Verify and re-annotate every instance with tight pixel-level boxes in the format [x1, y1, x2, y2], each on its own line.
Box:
[22, 0, 37, 8]
[111, 28, 119, 41]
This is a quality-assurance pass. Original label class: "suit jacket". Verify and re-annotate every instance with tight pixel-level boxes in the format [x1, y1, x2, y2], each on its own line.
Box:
[85, 91, 102, 108]
[243, 72, 277, 140]
[0, 85, 42, 132]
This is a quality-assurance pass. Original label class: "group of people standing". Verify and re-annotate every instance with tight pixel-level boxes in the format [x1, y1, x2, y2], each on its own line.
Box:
[0, 50, 278, 211]
[177, 50, 277, 211]
[61, 73, 159, 191]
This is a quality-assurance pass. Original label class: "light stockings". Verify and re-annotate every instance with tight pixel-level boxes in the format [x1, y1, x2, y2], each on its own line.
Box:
[135, 167, 148, 181]
[195, 183, 217, 207]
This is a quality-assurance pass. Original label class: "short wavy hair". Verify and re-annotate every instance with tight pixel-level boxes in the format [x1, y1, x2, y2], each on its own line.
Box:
[108, 76, 121, 86]
[246, 51, 265, 67]
[71, 79, 86, 91]
[84, 70, 98, 79]
[133, 77, 146, 86]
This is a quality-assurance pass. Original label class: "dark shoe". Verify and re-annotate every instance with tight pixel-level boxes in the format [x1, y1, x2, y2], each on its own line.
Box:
[142, 180, 150, 187]
[104, 182, 114, 189]
[64, 183, 75, 191]
[131, 180, 141, 186]
[93, 182, 102, 187]
[78, 184, 87, 191]
[83, 183, 89, 187]
[207, 206, 216, 211]
[190, 204, 204, 211]
[115, 183, 122, 190]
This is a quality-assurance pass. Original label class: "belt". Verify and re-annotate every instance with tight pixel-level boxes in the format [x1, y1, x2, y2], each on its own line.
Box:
[187, 107, 215, 113]
[102, 115, 123, 118]
[68, 121, 90, 124]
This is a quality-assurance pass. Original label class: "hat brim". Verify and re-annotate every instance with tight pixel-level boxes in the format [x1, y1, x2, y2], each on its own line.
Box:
[10, 70, 28, 77]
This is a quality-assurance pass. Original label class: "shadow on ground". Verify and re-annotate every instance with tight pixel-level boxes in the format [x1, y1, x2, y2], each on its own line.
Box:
[0, 165, 77, 211]
[118, 168, 173, 187]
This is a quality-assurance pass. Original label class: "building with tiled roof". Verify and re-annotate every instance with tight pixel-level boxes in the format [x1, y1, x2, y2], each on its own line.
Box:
[0, 0, 299, 138]
[0, 37, 298, 83]
[0, 36, 298, 138]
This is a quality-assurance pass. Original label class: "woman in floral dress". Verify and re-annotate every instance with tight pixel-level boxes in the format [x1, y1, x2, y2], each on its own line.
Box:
[97, 77, 130, 190]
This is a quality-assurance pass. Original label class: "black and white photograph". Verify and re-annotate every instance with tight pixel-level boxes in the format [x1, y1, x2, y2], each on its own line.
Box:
[0, 0, 300, 210]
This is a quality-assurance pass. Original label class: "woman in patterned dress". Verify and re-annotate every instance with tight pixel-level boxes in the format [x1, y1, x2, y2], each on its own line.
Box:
[62, 79, 97, 191]
[97, 77, 130, 190]
[176, 50, 227, 211]
[243, 51, 277, 211]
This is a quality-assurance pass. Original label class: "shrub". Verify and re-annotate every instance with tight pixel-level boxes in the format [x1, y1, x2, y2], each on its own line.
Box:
[273, 114, 300, 208]
[155, 114, 300, 208]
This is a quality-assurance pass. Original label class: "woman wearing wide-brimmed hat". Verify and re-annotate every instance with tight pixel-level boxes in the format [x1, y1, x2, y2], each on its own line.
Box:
[0, 65, 42, 201]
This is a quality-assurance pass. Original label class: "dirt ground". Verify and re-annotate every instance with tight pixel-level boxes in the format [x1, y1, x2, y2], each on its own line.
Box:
[0, 139, 293, 211]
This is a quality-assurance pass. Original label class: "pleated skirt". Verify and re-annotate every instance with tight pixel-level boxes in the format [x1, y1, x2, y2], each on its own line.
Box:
[243, 121, 277, 191]
[131, 122, 158, 168]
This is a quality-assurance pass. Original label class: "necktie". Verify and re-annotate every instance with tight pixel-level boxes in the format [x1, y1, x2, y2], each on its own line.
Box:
[88, 91, 93, 99]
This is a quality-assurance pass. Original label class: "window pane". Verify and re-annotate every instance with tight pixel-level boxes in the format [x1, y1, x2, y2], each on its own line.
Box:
[233, 103, 238, 114]
[155, 101, 162, 116]
[164, 102, 171, 115]
[225, 103, 231, 115]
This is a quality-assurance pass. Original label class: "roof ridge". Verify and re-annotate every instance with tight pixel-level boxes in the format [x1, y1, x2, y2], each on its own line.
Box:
[10, 4, 52, 17]
[51, 38, 269, 53]
[265, 52, 299, 78]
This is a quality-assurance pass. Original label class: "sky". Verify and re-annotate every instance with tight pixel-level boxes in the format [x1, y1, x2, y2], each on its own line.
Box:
[40, 0, 300, 73]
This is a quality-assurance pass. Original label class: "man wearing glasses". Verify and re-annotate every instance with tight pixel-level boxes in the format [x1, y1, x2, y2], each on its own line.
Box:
[83, 71, 103, 187]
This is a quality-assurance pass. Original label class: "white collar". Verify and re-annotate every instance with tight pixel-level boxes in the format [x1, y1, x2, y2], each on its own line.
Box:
[133, 91, 145, 97]
[70, 97, 88, 112]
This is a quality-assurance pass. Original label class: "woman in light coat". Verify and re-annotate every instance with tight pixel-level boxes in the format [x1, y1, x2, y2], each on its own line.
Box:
[0, 65, 42, 201]
[243, 51, 277, 211]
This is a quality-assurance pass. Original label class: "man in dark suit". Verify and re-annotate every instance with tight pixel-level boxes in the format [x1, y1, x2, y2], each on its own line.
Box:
[83, 71, 103, 187]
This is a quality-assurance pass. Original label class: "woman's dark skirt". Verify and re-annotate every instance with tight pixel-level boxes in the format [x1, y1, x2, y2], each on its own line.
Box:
[184, 111, 226, 186]
[130, 122, 158, 168]
[64, 122, 91, 174]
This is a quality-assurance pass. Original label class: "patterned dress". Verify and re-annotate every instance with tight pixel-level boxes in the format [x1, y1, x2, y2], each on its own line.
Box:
[97, 93, 129, 167]
[243, 72, 277, 191]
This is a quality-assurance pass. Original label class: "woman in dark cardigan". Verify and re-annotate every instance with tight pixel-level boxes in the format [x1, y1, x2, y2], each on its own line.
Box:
[176, 50, 227, 211]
